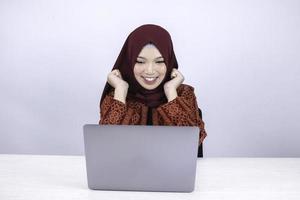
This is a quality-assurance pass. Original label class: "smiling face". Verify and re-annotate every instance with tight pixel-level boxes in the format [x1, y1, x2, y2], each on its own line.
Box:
[133, 44, 167, 90]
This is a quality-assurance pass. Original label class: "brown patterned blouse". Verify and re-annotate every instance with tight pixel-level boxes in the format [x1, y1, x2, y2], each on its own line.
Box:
[99, 84, 207, 145]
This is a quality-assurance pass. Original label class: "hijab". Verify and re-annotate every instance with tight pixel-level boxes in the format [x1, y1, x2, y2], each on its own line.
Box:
[100, 24, 178, 108]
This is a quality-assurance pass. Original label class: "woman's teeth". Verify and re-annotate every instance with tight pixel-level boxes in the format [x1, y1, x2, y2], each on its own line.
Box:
[144, 77, 157, 81]
[142, 76, 158, 85]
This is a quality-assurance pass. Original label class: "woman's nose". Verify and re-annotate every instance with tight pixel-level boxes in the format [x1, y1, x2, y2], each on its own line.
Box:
[145, 63, 154, 74]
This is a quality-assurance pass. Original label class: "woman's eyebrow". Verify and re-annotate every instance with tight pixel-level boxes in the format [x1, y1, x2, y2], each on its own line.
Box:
[155, 56, 164, 60]
[137, 56, 146, 59]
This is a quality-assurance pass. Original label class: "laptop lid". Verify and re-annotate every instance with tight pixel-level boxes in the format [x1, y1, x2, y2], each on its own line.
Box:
[83, 124, 199, 192]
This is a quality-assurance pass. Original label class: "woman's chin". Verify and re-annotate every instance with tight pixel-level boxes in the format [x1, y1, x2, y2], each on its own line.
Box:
[138, 81, 161, 90]
[140, 84, 158, 90]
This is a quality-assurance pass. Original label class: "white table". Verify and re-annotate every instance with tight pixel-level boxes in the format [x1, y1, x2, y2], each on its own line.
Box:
[0, 155, 299, 200]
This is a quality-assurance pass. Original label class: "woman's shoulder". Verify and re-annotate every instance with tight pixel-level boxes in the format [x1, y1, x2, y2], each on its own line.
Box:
[177, 83, 195, 95]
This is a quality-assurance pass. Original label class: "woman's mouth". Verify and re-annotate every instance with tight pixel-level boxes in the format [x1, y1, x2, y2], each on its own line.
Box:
[142, 76, 158, 85]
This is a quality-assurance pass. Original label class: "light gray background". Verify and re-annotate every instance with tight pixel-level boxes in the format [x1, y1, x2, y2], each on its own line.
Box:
[0, 0, 299, 156]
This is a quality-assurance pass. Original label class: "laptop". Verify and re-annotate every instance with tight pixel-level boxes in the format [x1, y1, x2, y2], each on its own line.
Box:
[83, 124, 199, 192]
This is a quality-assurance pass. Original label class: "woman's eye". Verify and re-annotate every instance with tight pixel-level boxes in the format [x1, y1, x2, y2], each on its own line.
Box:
[136, 60, 144, 64]
[156, 60, 165, 63]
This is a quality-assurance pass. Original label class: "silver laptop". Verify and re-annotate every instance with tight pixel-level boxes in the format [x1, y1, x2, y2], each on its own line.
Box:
[83, 124, 199, 192]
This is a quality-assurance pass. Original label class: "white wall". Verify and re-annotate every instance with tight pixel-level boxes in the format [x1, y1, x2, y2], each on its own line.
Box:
[0, 0, 299, 156]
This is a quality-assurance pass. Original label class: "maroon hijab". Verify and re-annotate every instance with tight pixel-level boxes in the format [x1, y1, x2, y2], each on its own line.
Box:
[100, 24, 178, 108]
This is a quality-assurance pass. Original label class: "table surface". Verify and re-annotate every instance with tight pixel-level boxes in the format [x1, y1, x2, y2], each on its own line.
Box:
[0, 154, 299, 200]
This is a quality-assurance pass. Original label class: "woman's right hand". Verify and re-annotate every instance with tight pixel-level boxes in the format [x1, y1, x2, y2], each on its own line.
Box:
[107, 69, 129, 104]
[107, 69, 129, 90]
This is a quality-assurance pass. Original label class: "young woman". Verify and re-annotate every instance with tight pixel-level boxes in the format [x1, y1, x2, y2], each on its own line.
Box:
[99, 24, 207, 156]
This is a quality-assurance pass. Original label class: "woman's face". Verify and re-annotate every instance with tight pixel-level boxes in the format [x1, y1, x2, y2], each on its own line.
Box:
[133, 44, 167, 90]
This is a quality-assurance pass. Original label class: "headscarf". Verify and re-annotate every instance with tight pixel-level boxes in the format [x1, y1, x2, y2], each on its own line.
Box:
[100, 24, 178, 108]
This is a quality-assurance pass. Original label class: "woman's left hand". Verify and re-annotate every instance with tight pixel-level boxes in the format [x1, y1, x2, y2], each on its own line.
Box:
[164, 69, 184, 102]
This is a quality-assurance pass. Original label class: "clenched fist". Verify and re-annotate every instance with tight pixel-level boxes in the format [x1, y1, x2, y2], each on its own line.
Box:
[107, 69, 129, 104]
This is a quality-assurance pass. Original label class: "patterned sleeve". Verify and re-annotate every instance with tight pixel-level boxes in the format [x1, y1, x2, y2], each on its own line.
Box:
[99, 93, 127, 125]
[156, 85, 207, 141]
[99, 89, 141, 125]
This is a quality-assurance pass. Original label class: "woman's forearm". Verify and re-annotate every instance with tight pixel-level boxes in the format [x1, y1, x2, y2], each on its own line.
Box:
[166, 89, 178, 102]
[113, 86, 128, 104]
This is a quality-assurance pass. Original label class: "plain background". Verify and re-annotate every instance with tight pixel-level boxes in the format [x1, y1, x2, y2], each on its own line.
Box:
[0, 0, 299, 156]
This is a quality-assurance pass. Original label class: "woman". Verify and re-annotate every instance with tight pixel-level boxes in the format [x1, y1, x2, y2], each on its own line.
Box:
[99, 24, 207, 156]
